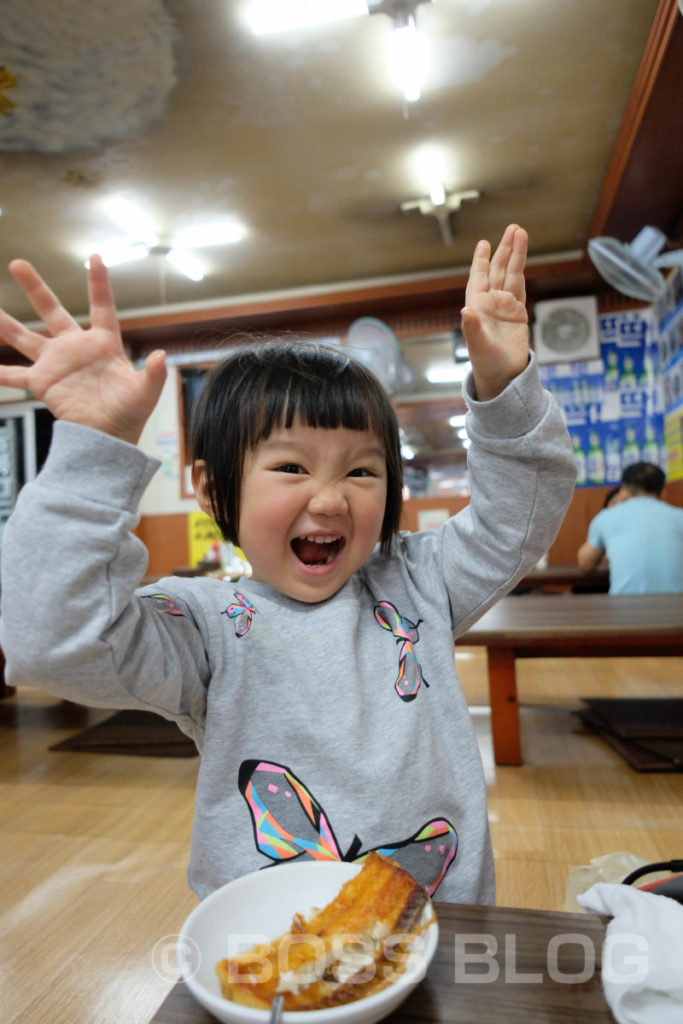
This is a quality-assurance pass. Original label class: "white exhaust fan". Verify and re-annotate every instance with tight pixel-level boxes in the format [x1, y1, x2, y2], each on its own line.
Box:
[588, 226, 683, 302]
[532, 295, 601, 365]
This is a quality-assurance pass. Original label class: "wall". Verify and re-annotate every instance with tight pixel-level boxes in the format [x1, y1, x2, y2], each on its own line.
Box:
[137, 366, 197, 516]
[135, 366, 198, 574]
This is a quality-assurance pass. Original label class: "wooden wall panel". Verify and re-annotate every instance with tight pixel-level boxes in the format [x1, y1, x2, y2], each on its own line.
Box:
[134, 513, 189, 577]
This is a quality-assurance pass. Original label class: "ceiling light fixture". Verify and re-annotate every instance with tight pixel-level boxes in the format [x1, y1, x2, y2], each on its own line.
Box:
[401, 187, 481, 246]
[246, 0, 432, 103]
[368, 0, 431, 103]
[85, 195, 246, 282]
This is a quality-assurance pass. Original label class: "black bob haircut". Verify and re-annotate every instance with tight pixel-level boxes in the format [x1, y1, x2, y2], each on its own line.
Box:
[190, 341, 404, 554]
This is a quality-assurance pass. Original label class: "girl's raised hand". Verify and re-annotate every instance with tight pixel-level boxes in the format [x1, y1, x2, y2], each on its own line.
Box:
[0, 255, 166, 444]
[461, 223, 530, 401]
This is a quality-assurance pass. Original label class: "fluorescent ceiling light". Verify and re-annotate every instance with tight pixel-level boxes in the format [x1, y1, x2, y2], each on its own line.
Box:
[429, 180, 446, 206]
[172, 220, 245, 250]
[426, 362, 471, 384]
[87, 242, 149, 268]
[102, 195, 158, 247]
[166, 249, 205, 281]
[246, 0, 366, 34]
[392, 20, 423, 102]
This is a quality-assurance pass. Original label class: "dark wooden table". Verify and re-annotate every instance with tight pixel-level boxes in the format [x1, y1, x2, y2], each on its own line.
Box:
[148, 901, 615, 1023]
[459, 592, 683, 766]
[515, 564, 609, 593]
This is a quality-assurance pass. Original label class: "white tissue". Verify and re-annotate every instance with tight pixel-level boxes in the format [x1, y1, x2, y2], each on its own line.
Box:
[577, 882, 683, 1024]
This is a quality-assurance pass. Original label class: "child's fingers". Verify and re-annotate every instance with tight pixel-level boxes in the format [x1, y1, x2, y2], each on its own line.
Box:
[488, 224, 518, 291]
[460, 305, 486, 352]
[86, 255, 121, 336]
[503, 226, 528, 300]
[142, 349, 168, 397]
[0, 363, 31, 390]
[0, 307, 45, 362]
[9, 259, 80, 337]
[464, 238, 492, 307]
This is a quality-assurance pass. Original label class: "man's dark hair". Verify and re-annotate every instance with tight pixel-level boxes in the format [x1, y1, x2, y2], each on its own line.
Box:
[190, 341, 404, 553]
[621, 461, 666, 496]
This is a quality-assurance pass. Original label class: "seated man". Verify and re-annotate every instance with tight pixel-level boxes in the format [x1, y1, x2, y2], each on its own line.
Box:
[577, 462, 683, 594]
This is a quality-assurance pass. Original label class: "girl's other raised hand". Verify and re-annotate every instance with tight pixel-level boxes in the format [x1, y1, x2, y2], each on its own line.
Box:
[460, 223, 530, 401]
[0, 255, 166, 445]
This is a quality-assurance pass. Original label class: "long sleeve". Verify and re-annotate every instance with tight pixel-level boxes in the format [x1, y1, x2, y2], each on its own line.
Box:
[395, 354, 577, 636]
[0, 421, 209, 741]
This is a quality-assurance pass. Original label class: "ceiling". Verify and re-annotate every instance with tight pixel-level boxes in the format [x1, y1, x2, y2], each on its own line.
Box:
[1, 0, 682, 474]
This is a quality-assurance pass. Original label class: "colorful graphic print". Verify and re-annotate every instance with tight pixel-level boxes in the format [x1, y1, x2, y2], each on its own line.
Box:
[143, 594, 184, 616]
[238, 759, 456, 896]
[374, 600, 428, 701]
[223, 592, 256, 637]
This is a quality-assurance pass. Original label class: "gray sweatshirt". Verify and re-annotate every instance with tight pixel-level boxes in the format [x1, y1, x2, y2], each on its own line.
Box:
[0, 357, 576, 904]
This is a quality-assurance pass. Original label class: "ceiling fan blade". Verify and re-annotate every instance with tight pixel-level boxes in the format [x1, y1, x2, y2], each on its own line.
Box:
[90, 242, 149, 268]
[166, 248, 205, 281]
[102, 195, 158, 247]
[171, 220, 246, 250]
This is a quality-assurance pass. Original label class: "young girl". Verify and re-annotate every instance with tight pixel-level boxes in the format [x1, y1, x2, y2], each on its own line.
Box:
[0, 225, 576, 904]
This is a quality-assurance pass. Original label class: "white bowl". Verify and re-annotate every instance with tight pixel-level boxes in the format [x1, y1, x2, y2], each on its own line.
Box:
[178, 860, 438, 1024]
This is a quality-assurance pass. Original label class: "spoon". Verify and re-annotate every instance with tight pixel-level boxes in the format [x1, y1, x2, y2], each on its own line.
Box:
[269, 994, 284, 1023]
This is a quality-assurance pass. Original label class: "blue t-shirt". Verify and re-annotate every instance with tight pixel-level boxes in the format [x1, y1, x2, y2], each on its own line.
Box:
[588, 496, 683, 594]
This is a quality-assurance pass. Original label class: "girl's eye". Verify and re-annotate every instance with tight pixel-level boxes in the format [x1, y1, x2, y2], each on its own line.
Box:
[348, 467, 375, 478]
[276, 463, 306, 474]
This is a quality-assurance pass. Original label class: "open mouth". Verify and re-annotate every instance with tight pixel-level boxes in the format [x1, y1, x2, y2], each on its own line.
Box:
[291, 535, 344, 567]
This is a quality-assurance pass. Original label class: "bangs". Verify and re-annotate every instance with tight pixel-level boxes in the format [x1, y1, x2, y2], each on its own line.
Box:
[248, 353, 382, 446]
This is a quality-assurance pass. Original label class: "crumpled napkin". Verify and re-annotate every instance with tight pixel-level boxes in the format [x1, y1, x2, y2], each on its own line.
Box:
[577, 881, 683, 1024]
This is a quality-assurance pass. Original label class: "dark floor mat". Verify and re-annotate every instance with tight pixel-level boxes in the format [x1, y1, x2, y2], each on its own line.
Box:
[575, 698, 683, 772]
[49, 709, 198, 757]
[581, 697, 683, 738]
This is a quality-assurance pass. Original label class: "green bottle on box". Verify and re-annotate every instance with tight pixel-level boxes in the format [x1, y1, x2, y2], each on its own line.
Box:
[620, 356, 637, 388]
[572, 435, 586, 485]
[587, 432, 606, 484]
[641, 423, 659, 464]
[622, 426, 640, 468]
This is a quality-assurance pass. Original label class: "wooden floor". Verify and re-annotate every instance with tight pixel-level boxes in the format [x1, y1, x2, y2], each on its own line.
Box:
[2, 651, 683, 1024]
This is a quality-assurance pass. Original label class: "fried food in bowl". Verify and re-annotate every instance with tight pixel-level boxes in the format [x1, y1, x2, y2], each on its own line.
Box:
[178, 854, 438, 1024]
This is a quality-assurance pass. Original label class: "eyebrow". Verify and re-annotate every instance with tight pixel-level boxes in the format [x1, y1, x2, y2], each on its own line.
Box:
[259, 437, 386, 460]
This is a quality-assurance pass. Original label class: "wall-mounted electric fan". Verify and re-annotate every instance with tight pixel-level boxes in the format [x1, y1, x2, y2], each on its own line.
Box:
[345, 317, 406, 394]
[588, 226, 683, 302]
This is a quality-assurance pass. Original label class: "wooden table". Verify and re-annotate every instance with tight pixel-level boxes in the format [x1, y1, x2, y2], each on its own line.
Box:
[460, 592, 683, 766]
[147, 902, 615, 1023]
[515, 563, 609, 593]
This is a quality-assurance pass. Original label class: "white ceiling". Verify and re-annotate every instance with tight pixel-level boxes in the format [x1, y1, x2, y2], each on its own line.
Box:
[0, 0, 668, 326]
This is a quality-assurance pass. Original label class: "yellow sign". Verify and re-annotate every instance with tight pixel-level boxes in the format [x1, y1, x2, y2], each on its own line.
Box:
[664, 408, 683, 482]
[187, 511, 222, 566]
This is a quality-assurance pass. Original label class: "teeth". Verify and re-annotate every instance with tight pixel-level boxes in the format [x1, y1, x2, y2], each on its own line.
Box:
[301, 535, 341, 544]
